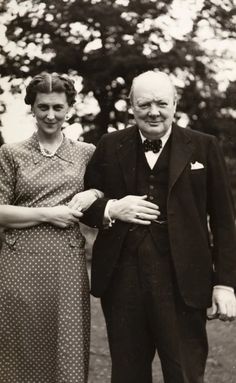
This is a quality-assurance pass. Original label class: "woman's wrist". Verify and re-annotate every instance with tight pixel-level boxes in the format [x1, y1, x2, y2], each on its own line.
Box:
[37, 207, 54, 224]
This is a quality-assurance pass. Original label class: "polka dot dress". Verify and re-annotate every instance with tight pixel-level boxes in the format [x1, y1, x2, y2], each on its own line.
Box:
[0, 132, 95, 383]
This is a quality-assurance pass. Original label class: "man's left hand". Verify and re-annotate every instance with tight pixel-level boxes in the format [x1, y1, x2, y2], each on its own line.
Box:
[68, 189, 103, 212]
[208, 287, 236, 321]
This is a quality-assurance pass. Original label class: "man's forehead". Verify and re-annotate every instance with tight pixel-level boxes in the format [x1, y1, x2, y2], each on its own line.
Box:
[133, 83, 174, 101]
[133, 73, 174, 98]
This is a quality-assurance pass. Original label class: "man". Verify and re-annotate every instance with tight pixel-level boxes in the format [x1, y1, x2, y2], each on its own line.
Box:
[83, 71, 236, 383]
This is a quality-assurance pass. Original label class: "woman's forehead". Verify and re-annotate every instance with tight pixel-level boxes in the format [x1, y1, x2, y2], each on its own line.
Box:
[34, 92, 68, 104]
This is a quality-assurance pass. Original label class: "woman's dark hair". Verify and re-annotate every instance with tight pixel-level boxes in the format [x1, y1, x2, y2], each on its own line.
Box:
[24, 72, 77, 106]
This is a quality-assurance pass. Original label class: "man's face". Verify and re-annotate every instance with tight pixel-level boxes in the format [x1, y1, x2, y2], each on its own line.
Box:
[131, 74, 177, 140]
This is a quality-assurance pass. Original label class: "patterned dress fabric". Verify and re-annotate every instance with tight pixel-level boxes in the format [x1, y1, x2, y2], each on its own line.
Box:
[0, 132, 95, 383]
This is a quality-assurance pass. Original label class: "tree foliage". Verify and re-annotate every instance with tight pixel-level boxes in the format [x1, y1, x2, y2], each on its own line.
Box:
[0, 0, 235, 147]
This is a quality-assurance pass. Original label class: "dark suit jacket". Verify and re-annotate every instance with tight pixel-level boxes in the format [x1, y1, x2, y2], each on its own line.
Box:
[83, 125, 236, 308]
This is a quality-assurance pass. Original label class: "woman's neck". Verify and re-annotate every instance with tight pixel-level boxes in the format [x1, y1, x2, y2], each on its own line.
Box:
[37, 130, 63, 151]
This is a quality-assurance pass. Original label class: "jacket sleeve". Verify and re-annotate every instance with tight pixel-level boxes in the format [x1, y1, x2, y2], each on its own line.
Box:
[207, 136, 236, 288]
[82, 136, 110, 228]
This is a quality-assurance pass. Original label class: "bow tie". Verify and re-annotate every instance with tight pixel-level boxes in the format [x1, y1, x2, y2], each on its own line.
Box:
[143, 139, 162, 153]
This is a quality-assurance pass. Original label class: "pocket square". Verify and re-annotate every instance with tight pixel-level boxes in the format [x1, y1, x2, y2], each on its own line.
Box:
[191, 161, 204, 170]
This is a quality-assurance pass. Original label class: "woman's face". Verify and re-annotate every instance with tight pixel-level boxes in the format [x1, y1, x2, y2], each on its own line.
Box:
[32, 92, 70, 137]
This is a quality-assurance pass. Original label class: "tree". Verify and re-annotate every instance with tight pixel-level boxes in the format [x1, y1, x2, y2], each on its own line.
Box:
[0, 0, 235, 144]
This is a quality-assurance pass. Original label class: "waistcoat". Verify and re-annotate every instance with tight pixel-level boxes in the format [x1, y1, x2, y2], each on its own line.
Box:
[122, 135, 171, 254]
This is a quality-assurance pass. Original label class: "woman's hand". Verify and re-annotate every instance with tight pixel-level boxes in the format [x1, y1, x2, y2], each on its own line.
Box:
[0, 205, 83, 229]
[46, 206, 83, 228]
[68, 189, 104, 212]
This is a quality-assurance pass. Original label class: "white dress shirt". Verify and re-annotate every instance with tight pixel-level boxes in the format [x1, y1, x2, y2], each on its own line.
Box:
[139, 127, 172, 169]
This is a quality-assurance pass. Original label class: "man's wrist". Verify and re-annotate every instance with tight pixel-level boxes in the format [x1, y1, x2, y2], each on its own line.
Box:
[104, 199, 117, 227]
[214, 285, 234, 293]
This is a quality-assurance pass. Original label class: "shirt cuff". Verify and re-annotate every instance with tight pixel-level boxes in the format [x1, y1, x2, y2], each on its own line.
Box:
[214, 285, 234, 293]
[104, 199, 117, 227]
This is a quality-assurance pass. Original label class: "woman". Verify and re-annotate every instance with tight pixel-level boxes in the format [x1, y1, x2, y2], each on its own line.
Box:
[0, 73, 101, 383]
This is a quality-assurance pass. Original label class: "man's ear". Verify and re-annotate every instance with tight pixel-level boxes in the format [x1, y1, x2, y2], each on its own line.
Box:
[173, 96, 178, 112]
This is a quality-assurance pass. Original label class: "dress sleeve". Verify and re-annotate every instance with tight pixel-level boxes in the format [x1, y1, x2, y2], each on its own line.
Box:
[85, 143, 96, 166]
[0, 144, 16, 204]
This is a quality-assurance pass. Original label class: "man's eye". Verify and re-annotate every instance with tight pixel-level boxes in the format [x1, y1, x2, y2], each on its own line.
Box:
[39, 106, 48, 111]
[138, 103, 150, 109]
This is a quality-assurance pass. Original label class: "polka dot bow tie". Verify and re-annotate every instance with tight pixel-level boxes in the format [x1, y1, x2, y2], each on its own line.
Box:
[143, 139, 162, 153]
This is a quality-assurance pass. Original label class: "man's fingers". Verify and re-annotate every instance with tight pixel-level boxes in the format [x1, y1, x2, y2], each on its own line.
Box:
[138, 200, 159, 210]
[207, 303, 219, 320]
[137, 206, 160, 215]
[68, 197, 82, 210]
[135, 213, 159, 221]
[126, 195, 159, 210]
[216, 299, 236, 322]
[134, 219, 151, 225]
[70, 209, 83, 219]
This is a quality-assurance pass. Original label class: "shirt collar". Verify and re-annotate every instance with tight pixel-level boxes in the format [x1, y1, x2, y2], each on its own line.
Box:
[139, 126, 172, 148]
[30, 131, 74, 164]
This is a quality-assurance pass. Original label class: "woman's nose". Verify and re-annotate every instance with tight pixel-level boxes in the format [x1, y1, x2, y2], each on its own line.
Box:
[47, 109, 55, 119]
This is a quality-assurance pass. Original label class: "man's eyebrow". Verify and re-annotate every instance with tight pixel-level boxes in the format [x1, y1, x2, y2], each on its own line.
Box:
[136, 97, 152, 103]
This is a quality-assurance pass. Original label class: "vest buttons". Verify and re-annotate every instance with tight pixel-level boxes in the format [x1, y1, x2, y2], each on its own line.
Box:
[149, 185, 154, 190]
[149, 195, 154, 201]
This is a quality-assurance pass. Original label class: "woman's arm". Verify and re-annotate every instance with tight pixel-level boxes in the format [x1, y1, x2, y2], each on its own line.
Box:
[0, 205, 83, 229]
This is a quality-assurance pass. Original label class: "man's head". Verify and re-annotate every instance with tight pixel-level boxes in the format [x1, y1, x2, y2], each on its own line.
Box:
[129, 71, 177, 140]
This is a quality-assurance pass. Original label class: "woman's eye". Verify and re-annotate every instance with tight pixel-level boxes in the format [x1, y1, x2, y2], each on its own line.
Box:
[39, 106, 48, 111]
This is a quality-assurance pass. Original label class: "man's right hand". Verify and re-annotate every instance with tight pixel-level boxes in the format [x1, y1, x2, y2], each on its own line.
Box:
[108, 195, 160, 225]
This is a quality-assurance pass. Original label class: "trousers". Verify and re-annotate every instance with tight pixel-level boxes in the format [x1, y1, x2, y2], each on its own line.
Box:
[101, 232, 208, 383]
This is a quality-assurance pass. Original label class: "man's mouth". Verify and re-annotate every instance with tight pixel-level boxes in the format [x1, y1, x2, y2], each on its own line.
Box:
[147, 120, 162, 125]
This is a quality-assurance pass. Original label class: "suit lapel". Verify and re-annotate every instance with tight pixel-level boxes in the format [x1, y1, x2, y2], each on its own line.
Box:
[116, 124, 193, 195]
[168, 126, 193, 194]
[116, 126, 139, 194]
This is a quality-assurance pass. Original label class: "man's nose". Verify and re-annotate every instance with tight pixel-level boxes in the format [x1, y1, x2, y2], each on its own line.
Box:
[148, 104, 160, 116]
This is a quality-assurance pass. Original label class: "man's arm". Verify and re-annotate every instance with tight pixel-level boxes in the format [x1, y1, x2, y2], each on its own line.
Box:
[207, 136, 236, 320]
[82, 135, 160, 228]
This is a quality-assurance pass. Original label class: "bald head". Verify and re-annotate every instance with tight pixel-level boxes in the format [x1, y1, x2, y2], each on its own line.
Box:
[129, 71, 177, 106]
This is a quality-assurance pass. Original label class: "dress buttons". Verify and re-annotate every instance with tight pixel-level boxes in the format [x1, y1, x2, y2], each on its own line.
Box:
[149, 185, 154, 190]
[149, 195, 154, 201]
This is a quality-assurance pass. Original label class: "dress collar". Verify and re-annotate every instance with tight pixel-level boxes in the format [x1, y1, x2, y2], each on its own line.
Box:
[30, 132, 74, 164]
